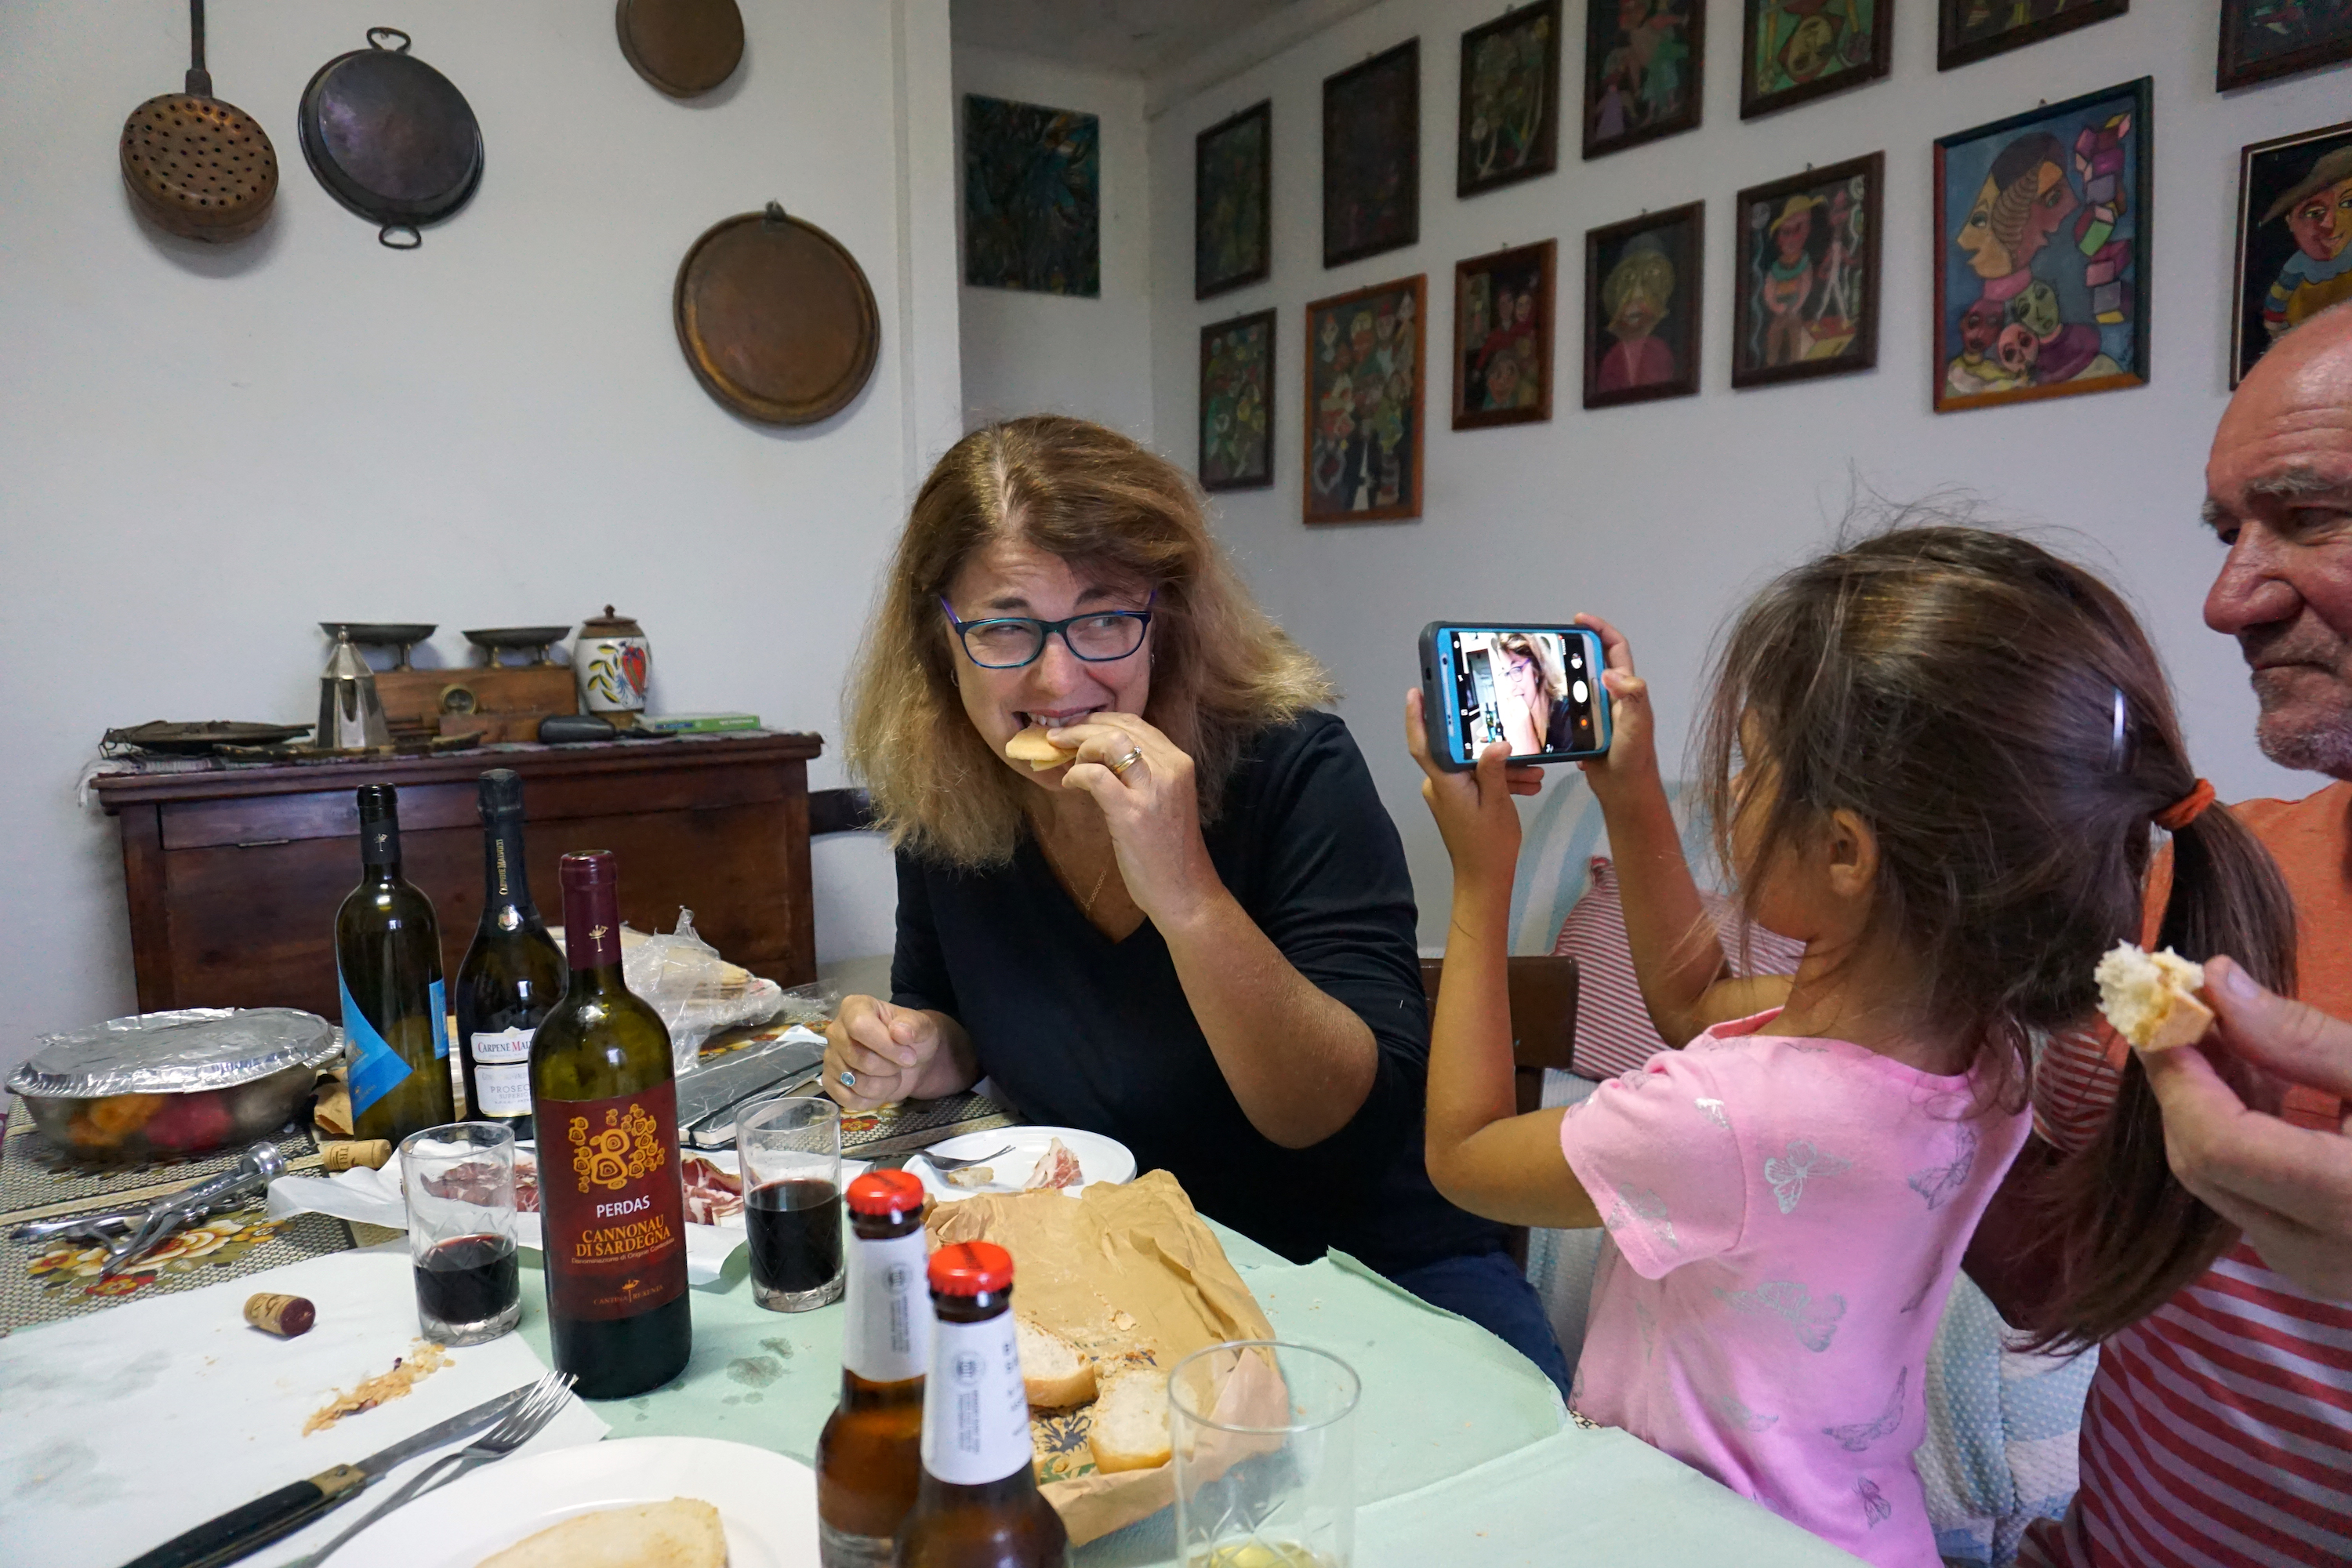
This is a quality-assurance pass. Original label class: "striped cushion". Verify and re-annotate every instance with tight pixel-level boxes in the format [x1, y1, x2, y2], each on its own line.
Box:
[1551, 855, 1807, 1080]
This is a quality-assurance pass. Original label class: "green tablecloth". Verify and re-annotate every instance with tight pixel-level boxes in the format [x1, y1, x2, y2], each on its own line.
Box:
[519, 1221, 1860, 1566]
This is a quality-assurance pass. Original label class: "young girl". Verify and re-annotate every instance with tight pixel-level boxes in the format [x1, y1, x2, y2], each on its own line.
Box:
[1404, 528, 2293, 1568]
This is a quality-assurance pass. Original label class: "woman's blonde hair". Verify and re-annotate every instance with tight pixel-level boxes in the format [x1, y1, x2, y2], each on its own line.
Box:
[847, 416, 1335, 867]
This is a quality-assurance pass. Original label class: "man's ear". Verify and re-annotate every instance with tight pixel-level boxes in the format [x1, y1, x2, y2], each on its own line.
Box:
[1824, 808, 1878, 902]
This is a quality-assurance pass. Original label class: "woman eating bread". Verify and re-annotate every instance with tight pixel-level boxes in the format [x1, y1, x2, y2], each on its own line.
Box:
[822, 416, 1569, 1389]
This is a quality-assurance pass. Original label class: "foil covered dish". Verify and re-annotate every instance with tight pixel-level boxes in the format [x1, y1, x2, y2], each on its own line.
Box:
[8, 1008, 341, 1160]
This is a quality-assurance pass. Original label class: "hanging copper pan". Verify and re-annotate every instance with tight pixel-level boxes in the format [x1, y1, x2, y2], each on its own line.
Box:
[616, 0, 744, 98]
[673, 202, 880, 426]
[120, 0, 278, 242]
[298, 27, 482, 249]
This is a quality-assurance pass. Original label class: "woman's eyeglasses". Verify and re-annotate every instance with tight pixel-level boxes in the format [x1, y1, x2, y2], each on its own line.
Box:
[939, 592, 1156, 670]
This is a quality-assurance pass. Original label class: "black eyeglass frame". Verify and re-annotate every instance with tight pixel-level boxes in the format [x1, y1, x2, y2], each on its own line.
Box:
[938, 590, 1158, 670]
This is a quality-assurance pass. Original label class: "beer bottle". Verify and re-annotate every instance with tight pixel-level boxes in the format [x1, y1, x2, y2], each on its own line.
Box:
[816, 1170, 931, 1568]
[894, 1242, 1069, 1568]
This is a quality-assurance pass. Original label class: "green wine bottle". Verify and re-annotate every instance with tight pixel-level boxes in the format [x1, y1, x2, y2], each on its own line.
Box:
[336, 784, 456, 1146]
[531, 850, 691, 1399]
[454, 770, 563, 1140]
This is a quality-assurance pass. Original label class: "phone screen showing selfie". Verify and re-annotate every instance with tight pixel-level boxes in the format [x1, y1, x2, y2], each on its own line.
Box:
[1435, 627, 1607, 764]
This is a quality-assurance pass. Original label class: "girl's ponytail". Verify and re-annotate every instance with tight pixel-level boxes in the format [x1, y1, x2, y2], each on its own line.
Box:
[2020, 789, 2297, 1352]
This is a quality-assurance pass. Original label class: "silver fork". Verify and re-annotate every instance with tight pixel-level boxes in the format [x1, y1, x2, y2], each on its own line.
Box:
[281, 1370, 576, 1568]
[918, 1143, 1012, 1171]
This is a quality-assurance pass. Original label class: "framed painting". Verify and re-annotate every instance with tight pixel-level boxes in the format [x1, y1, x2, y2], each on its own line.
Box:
[1933, 78, 2151, 414]
[1454, 241, 1555, 428]
[1741, 1, 1893, 121]
[1324, 42, 1420, 268]
[1733, 153, 1882, 389]
[1584, 202, 1703, 408]
[1200, 310, 1277, 490]
[1303, 275, 1425, 522]
[2233, 120, 2352, 387]
[1196, 101, 1271, 300]
[1459, 0, 1561, 198]
[1583, 0, 1704, 160]
[1938, 0, 2127, 71]
[2220, 1, 2352, 91]
[963, 94, 1100, 296]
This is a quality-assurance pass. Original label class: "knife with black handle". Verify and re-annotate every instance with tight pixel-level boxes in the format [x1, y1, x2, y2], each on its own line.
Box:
[119, 1381, 532, 1568]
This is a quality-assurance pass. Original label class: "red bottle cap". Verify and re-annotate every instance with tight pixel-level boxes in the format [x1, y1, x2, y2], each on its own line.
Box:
[847, 1169, 926, 1218]
[927, 1240, 1014, 1296]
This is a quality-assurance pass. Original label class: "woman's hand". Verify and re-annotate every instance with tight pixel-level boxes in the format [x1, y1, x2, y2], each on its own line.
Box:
[1047, 711, 1221, 927]
[1573, 612, 1662, 806]
[822, 995, 945, 1112]
[1403, 688, 1542, 897]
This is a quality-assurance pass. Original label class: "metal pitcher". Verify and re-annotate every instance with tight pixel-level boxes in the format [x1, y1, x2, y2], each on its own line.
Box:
[318, 629, 393, 750]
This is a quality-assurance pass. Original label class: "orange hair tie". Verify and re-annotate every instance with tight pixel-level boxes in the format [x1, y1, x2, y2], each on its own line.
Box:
[2155, 779, 2216, 831]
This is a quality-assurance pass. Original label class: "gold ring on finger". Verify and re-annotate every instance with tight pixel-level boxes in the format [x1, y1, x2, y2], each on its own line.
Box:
[1109, 746, 1145, 776]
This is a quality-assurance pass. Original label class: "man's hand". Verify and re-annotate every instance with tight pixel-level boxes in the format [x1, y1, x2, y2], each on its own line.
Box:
[2138, 955, 2352, 1301]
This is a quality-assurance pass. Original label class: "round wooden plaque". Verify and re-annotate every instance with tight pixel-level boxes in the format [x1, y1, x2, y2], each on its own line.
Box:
[673, 205, 880, 426]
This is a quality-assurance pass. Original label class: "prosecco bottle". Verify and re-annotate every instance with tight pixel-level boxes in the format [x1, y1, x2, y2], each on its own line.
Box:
[453, 770, 562, 1139]
[818, 1170, 931, 1568]
[336, 785, 456, 1146]
[895, 1243, 1069, 1568]
[529, 851, 691, 1399]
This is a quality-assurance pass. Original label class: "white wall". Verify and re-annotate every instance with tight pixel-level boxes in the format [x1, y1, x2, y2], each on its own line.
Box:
[0, 0, 963, 1069]
[1148, 0, 2350, 951]
[955, 45, 1155, 440]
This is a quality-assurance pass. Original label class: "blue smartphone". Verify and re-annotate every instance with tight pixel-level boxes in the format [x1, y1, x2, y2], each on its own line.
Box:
[1417, 622, 1612, 771]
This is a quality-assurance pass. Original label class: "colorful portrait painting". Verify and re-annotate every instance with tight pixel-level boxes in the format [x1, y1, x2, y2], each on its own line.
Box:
[1196, 101, 1271, 300]
[1200, 310, 1276, 491]
[1742, 1, 1892, 119]
[2220, 0, 2352, 91]
[963, 94, 1100, 296]
[1733, 153, 1882, 389]
[1934, 79, 2151, 413]
[2234, 120, 2352, 387]
[1303, 275, 1425, 522]
[1583, 0, 1703, 160]
[1938, 0, 2127, 72]
[1323, 41, 1421, 269]
[1454, 241, 1555, 428]
[1584, 203, 1703, 409]
[1459, 0, 1561, 198]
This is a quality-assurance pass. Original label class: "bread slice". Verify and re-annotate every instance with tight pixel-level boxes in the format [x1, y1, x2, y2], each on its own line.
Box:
[1005, 726, 1076, 771]
[1086, 1371, 1171, 1473]
[2095, 942, 2215, 1052]
[475, 1499, 726, 1568]
[1017, 1316, 1098, 1410]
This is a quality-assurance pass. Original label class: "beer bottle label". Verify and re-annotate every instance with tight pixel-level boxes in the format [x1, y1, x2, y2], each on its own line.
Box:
[539, 1083, 688, 1320]
[843, 1229, 930, 1384]
[468, 1027, 535, 1117]
[921, 1312, 1031, 1486]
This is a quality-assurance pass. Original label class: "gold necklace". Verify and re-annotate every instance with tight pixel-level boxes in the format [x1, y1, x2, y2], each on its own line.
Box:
[1079, 858, 1111, 917]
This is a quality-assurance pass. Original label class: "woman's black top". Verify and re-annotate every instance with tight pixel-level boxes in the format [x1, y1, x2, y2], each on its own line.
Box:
[891, 710, 1505, 1274]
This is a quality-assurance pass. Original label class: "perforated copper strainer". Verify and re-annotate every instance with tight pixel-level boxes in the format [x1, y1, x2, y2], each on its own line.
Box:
[120, 0, 277, 242]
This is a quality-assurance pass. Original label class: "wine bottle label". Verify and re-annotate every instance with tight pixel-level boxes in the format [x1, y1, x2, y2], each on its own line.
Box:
[843, 1229, 930, 1385]
[428, 979, 449, 1060]
[340, 968, 413, 1117]
[469, 1028, 535, 1118]
[920, 1312, 1031, 1486]
[539, 1082, 688, 1321]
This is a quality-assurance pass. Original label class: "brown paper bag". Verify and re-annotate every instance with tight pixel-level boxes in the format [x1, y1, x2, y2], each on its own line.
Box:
[926, 1168, 1278, 1544]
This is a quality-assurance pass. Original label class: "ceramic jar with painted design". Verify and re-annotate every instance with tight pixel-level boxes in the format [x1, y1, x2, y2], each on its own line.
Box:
[573, 606, 649, 717]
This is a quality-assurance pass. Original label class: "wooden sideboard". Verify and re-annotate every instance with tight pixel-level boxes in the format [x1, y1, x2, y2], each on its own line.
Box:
[92, 732, 823, 1018]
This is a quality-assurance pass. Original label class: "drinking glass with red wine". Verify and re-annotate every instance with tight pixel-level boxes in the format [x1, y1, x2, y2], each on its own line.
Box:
[401, 1121, 522, 1345]
[739, 1096, 845, 1312]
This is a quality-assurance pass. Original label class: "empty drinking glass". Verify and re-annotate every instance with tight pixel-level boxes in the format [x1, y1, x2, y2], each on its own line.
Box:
[738, 1095, 844, 1311]
[400, 1121, 521, 1345]
[1171, 1341, 1359, 1568]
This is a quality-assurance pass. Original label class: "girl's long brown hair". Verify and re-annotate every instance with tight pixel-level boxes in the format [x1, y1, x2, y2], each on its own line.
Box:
[847, 416, 1333, 867]
[1697, 525, 2295, 1351]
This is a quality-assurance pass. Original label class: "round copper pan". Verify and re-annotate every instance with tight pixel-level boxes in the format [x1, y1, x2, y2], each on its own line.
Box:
[617, 0, 744, 98]
[673, 203, 880, 426]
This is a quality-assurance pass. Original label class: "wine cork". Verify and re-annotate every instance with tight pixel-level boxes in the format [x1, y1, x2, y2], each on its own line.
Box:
[321, 1139, 392, 1173]
[245, 1292, 316, 1338]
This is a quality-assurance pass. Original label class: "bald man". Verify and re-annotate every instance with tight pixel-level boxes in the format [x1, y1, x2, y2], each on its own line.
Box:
[2009, 303, 2352, 1567]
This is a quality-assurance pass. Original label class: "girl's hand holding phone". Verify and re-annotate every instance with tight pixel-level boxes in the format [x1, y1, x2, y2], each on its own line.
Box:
[1403, 688, 1543, 892]
[1572, 612, 1663, 806]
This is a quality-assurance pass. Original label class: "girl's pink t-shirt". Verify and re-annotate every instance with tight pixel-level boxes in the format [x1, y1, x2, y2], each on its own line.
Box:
[1558, 1011, 2030, 1568]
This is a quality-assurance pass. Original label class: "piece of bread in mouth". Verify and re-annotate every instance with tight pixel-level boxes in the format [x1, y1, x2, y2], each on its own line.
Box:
[2096, 942, 2216, 1052]
[1005, 725, 1077, 771]
[474, 1498, 726, 1568]
[1086, 1370, 1172, 1473]
[1017, 1315, 1098, 1410]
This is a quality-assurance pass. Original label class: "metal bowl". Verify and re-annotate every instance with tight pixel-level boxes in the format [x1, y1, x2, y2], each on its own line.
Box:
[320, 622, 437, 644]
[16, 1067, 323, 1165]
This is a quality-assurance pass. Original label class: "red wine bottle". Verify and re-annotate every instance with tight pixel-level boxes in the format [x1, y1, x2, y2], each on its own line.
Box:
[336, 785, 456, 1146]
[454, 770, 562, 1139]
[529, 851, 691, 1399]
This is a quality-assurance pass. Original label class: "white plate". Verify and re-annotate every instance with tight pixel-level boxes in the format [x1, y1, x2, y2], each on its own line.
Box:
[911, 1125, 1135, 1202]
[334, 1436, 815, 1568]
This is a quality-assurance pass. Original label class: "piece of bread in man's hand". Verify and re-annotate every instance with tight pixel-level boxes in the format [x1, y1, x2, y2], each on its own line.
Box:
[1017, 1316, 1098, 1410]
[1005, 726, 1077, 771]
[2095, 942, 2216, 1052]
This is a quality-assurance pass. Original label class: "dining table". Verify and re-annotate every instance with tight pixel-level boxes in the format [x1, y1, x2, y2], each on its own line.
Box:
[2, 1183, 1864, 1568]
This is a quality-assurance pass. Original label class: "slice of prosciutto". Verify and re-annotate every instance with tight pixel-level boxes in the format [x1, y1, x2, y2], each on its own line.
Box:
[681, 1155, 746, 1224]
[1022, 1137, 1083, 1191]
